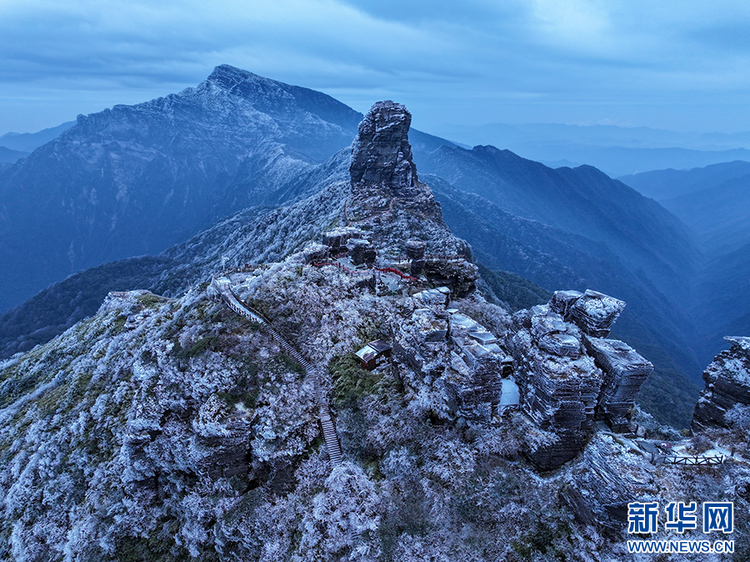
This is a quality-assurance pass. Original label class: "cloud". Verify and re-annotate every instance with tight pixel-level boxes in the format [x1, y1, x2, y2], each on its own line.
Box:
[1, 0, 750, 133]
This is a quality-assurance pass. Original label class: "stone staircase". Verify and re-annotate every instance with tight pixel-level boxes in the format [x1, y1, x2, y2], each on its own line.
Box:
[212, 275, 343, 468]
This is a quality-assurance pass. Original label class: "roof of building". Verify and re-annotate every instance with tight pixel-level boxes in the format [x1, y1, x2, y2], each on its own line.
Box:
[355, 340, 392, 363]
[367, 340, 392, 353]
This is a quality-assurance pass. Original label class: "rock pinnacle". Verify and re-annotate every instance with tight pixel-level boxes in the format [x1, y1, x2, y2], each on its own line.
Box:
[349, 100, 419, 194]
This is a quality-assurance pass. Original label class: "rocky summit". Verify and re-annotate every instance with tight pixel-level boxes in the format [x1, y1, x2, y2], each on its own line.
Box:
[348, 101, 445, 231]
[0, 102, 749, 561]
[350, 101, 418, 192]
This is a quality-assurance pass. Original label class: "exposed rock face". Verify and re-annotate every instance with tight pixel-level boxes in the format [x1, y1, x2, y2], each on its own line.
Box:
[585, 337, 653, 431]
[321, 227, 366, 252]
[561, 438, 638, 536]
[448, 311, 507, 414]
[422, 258, 478, 298]
[692, 336, 750, 431]
[391, 286, 514, 421]
[347, 238, 377, 266]
[550, 289, 625, 338]
[345, 101, 476, 295]
[510, 304, 603, 469]
[509, 290, 652, 469]
[350, 101, 418, 192]
[347, 101, 442, 224]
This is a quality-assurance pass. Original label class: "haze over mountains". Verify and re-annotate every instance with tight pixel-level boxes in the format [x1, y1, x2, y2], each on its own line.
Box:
[3, 98, 748, 562]
[0, 66, 363, 314]
[0, 121, 75, 155]
[622, 161, 750, 254]
[1, 64, 748, 427]
[438, 122, 750, 177]
[620, 161, 750, 371]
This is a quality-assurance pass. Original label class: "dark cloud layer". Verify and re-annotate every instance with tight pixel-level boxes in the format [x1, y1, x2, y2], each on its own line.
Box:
[1, 0, 749, 135]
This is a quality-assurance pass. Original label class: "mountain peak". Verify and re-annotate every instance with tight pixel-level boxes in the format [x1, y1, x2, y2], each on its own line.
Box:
[344, 101, 473, 282]
[206, 64, 268, 90]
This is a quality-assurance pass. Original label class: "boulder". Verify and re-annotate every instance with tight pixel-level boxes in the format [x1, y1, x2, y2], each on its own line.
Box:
[550, 289, 625, 337]
[569, 290, 626, 337]
[302, 243, 330, 264]
[561, 440, 637, 535]
[413, 287, 451, 308]
[348, 238, 377, 266]
[405, 239, 426, 260]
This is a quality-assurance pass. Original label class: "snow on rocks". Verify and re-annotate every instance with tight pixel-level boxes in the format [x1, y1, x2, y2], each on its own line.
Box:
[693, 335, 750, 431]
[510, 291, 651, 469]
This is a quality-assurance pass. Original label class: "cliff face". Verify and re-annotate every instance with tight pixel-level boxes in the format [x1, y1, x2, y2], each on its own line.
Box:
[350, 101, 418, 193]
[509, 289, 652, 469]
[348, 101, 446, 238]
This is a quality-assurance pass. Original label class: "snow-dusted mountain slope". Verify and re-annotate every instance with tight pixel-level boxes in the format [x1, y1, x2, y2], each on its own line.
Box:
[1, 100, 748, 562]
[0, 65, 362, 312]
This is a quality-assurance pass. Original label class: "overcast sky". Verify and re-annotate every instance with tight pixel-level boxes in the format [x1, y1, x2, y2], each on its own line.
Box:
[2, 0, 749, 136]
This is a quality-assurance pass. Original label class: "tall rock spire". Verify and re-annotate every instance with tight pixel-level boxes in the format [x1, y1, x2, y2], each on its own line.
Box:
[343, 101, 478, 295]
[349, 101, 418, 192]
[347, 100, 442, 225]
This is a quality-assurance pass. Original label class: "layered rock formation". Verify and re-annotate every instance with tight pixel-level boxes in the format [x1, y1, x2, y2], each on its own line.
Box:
[510, 290, 652, 469]
[347, 101, 450, 240]
[350, 100, 418, 193]
[344, 101, 477, 295]
[510, 305, 602, 469]
[585, 337, 653, 431]
[393, 286, 512, 421]
[561, 438, 638, 536]
[692, 336, 750, 431]
[550, 289, 625, 338]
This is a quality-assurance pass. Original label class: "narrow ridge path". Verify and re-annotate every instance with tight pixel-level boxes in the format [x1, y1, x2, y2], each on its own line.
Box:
[211, 275, 344, 468]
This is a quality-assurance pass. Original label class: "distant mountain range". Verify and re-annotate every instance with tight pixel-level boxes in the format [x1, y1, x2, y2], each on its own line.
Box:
[621, 161, 750, 368]
[418, 145, 698, 297]
[438, 122, 750, 177]
[621, 161, 750, 254]
[0, 121, 75, 154]
[0, 66, 455, 315]
[5, 65, 749, 427]
[0, 147, 27, 164]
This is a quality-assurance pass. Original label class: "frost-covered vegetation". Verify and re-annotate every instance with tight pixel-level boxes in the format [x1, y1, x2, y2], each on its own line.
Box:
[2, 252, 748, 561]
[0, 287, 321, 560]
[2, 99, 749, 562]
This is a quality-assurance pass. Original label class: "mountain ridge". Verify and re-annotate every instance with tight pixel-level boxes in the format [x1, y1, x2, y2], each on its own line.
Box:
[0, 66, 366, 313]
[418, 143, 699, 301]
[0, 100, 747, 560]
[0, 65, 730, 428]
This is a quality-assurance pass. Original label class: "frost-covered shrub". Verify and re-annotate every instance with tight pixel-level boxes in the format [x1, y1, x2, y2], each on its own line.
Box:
[726, 403, 750, 430]
[296, 463, 381, 561]
[424, 436, 476, 486]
